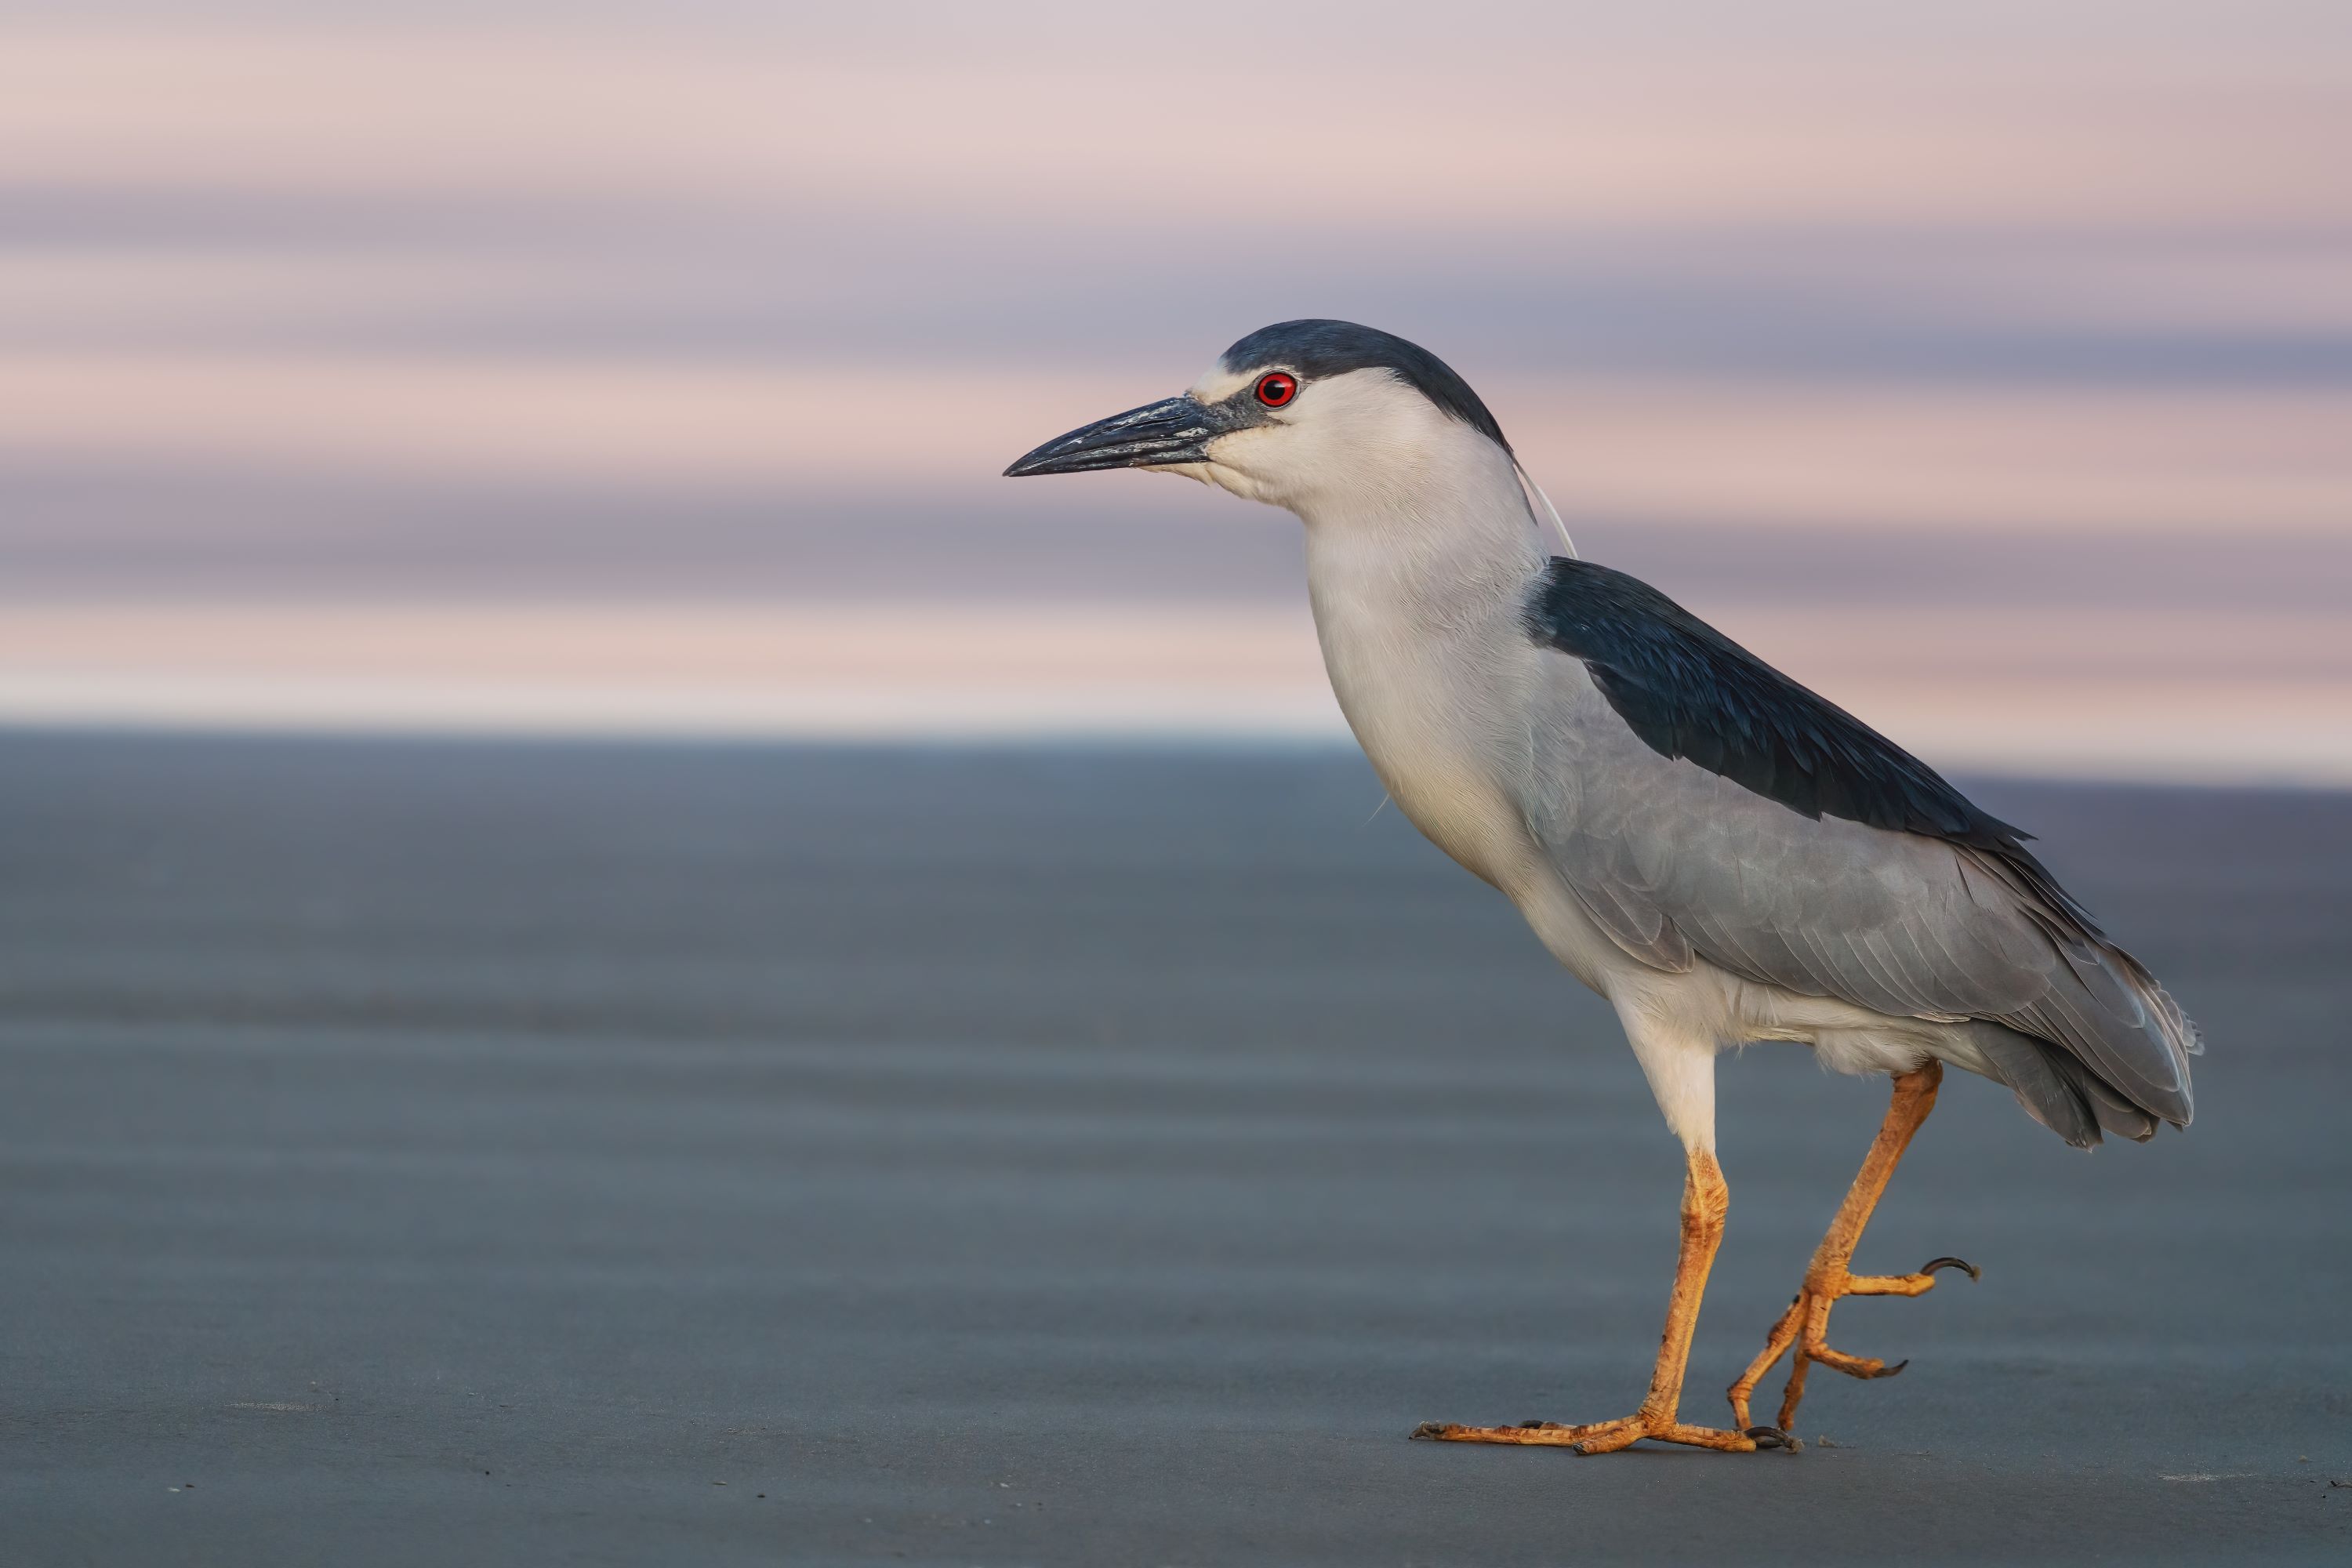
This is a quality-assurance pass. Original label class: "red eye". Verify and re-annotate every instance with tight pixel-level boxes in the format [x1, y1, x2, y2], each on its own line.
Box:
[1254, 372, 1298, 408]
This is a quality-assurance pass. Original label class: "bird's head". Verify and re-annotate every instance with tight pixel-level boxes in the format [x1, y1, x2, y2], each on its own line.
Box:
[1003, 319, 1517, 516]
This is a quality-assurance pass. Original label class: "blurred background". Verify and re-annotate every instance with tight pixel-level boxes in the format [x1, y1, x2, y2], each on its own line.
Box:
[9, 9, 2352, 1559]
[3, 0, 2348, 775]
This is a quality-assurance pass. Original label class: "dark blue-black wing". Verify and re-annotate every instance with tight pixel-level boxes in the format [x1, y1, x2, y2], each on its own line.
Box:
[1522, 555, 2092, 931]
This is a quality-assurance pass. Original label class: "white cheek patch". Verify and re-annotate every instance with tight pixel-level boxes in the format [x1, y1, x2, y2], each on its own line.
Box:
[1203, 424, 1282, 463]
[1181, 426, 1289, 503]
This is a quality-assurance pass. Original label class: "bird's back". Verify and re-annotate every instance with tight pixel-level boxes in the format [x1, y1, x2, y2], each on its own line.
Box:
[1512, 558, 2199, 1146]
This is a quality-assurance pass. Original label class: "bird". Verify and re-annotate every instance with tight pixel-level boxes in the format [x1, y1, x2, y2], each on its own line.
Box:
[1003, 320, 2200, 1455]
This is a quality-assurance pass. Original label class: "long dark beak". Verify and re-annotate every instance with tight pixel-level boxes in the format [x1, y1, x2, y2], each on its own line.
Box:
[1003, 394, 1236, 477]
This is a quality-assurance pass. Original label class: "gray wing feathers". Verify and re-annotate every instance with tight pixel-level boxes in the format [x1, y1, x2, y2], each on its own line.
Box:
[1522, 745, 1694, 971]
[1528, 667, 2197, 1138]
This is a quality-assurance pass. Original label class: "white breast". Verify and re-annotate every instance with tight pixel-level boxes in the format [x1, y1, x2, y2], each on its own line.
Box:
[1302, 525, 1544, 891]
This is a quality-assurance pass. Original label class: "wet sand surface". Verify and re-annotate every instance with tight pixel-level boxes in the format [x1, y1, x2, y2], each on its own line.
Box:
[2, 734, 2347, 1564]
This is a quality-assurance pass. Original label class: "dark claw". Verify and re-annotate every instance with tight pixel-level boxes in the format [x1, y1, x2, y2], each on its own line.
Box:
[1922, 1256, 1980, 1281]
[1875, 1358, 1910, 1379]
[1744, 1425, 1802, 1452]
[1410, 1422, 1446, 1440]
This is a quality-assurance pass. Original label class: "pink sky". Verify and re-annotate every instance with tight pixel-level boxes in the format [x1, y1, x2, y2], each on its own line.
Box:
[3, 4, 2347, 779]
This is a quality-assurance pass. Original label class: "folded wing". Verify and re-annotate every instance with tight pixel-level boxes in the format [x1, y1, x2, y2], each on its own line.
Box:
[1521, 558, 2199, 1142]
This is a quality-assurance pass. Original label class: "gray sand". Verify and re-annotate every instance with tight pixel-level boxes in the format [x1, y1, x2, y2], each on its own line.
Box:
[2, 735, 2347, 1563]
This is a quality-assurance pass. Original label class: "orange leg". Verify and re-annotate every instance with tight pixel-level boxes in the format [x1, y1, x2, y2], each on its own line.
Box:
[1726, 1062, 1979, 1435]
[1413, 1148, 1759, 1454]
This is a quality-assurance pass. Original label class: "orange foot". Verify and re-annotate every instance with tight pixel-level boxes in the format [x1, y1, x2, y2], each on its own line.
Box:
[1411, 1414, 1773, 1455]
[1728, 1255, 1979, 1432]
[1417, 1148, 1788, 1458]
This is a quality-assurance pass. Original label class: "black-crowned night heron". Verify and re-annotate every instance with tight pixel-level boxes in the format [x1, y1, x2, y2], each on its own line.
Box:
[1004, 320, 2199, 1455]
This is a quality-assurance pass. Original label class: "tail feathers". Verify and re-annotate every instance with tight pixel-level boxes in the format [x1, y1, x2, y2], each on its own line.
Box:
[1967, 1020, 2169, 1150]
[1961, 848, 2201, 1146]
[2053, 1051, 2161, 1143]
[2006, 921, 2198, 1132]
[1969, 1023, 2102, 1149]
